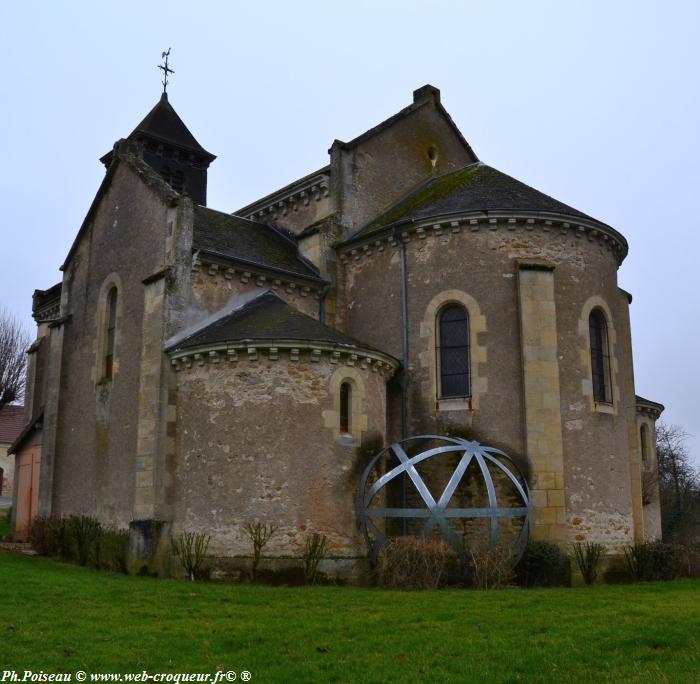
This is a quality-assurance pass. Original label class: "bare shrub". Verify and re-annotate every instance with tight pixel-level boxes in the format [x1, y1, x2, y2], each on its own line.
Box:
[377, 536, 456, 590]
[30, 515, 71, 559]
[468, 542, 517, 590]
[67, 515, 102, 566]
[172, 531, 211, 581]
[303, 532, 329, 585]
[516, 541, 570, 587]
[95, 527, 130, 573]
[572, 542, 604, 585]
[243, 522, 277, 581]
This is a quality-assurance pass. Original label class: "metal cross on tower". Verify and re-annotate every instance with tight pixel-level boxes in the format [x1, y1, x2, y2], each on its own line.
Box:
[158, 48, 174, 94]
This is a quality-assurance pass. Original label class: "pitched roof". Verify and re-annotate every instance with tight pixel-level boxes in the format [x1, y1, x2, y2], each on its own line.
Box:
[0, 405, 25, 444]
[352, 162, 606, 239]
[636, 395, 665, 413]
[129, 94, 215, 160]
[167, 291, 390, 355]
[193, 206, 323, 281]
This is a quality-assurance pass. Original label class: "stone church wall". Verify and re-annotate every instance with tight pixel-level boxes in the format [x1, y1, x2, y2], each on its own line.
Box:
[332, 92, 477, 234]
[172, 354, 388, 574]
[190, 266, 320, 320]
[51, 163, 174, 528]
[338, 220, 638, 551]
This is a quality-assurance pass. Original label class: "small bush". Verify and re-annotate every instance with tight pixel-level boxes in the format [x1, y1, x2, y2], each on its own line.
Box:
[303, 532, 329, 585]
[30, 516, 71, 559]
[67, 515, 102, 566]
[468, 542, 517, 590]
[650, 542, 686, 580]
[624, 541, 686, 581]
[377, 536, 456, 590]
[95, 527, 130, 573]
[172, 531, 211, 581]
[572, 542, 604, 585]
[516, 541, 570, 587]
[624, 542, 654, 581]
[243, 522, 277, 581]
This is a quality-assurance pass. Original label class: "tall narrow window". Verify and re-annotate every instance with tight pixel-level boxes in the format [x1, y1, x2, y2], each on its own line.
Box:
[589, 309, 611, 403]
[340, 382, 351, 433]
[104, 287, 118, 380]
[438, 304, 470, 398]
[640, 424, 649, 462]
[160, 166, 171, 185]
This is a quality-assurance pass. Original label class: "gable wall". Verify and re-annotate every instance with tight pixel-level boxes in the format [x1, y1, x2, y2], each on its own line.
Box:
[189, 268, 320, 320]
[333, 103, 477, 233]
[52, 163, 172, 527]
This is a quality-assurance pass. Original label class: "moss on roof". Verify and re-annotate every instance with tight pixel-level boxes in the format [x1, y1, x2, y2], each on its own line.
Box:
[168, 291, 392, 356]
[194, 206, 322, 280]
[353, 162, 603, 239]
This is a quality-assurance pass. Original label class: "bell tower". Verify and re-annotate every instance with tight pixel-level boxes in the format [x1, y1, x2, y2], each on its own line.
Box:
[100, 52, 216, 205]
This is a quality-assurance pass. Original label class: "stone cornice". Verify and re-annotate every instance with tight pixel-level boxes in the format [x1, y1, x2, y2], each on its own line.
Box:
[169, 339, 399, 378]
[237, 171, 331, 223]
[33, 300, 61, 324]
[193, 250, 328, 299]
[636, 397, 664, 420]
[339, 212, 628, 266]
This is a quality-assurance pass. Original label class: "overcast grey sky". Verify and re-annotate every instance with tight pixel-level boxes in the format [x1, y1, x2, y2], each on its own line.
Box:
[2, 1, 698, 462]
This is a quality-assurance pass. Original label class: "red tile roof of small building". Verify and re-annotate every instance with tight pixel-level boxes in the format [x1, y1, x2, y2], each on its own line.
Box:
[0, 405, 25, 444]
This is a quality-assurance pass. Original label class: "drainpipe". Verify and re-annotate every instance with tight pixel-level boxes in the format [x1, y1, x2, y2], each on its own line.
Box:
[318, 281, 332, 324]
[396, 222, 412, 535]
[399, 236, 410, 441]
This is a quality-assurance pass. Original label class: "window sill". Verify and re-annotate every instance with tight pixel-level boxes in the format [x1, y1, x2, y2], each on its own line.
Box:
[437, 396, 472, 412]
[593, 401, 615, 415]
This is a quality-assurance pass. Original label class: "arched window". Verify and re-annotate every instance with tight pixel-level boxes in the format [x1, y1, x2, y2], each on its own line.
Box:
[589, 308, 611, 403]
[437, 304, 470, 398]
[104, 287, 118, 380]
[340, 382, 351, 433]
[640, 424, 649, 462]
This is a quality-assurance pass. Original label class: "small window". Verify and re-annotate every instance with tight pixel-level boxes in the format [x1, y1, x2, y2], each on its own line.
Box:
[340, 382, 351, 433]
[104, 287, 118, 380]
[172, 170, 185, 193]
[437, 304, 470, 398]
[589, 309, 611, 403]
[640, 424, 649, 462]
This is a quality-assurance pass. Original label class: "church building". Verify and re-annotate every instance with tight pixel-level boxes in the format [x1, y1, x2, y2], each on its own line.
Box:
[11, 82, 664, 577]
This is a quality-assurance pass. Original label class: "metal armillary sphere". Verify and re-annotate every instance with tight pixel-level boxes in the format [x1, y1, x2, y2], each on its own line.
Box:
[357, 436, 531, 562]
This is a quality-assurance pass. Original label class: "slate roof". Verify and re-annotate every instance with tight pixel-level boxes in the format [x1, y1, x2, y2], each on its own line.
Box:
[0, 405, 25, 444]
[193, 206, 322, 281]
[130, 94, 215, 160]
[352, 162, 605, 239]
[168, 291, 391, 356]
[636, 395, 665, 412]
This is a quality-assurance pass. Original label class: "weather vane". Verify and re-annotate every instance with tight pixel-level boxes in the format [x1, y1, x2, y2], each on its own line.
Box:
[158, 48, 174, 94]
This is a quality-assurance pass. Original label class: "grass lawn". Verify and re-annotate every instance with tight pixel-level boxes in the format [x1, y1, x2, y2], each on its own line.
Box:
[1, 551, 699, 683]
